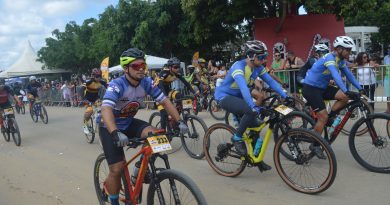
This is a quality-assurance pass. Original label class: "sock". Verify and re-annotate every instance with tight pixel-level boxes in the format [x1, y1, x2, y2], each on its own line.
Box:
[109, 194, 119, 205]
[232, 134, 242, 141]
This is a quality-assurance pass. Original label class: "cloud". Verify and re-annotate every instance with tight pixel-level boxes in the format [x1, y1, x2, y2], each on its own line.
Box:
[42, 0, 85, 16]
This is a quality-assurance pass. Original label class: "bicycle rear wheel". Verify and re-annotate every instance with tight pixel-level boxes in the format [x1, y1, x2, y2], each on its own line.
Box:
[85, 117, 95, 144]
[341, 99, 372, 136]
[10, 118, 21, 146]
[274, 128, 337, 194]
[203, 123, 246, 177]
[208, 97, 225, 121]
[21, 104, 25, 114]
[181, 114, 207, 159]
[349, 113, 390, 173]
[40, 105, 48, 124]
[148, 112, 182, 154]
[147, 169, 207, 205]
[94, 153, 129, 205]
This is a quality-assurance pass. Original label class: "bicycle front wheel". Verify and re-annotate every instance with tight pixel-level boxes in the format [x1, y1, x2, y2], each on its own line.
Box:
[85, 117, 95, 144]
[40, 105, 48, 124]
[2, 126, 10, 142]
[349, 113, 390, 173]
[21, 104, 25, 114]
[274, 128, 337, 194]
[10, 118, 21, 146]
[147, 169, 207, 205]
[181, 115, 207, 159]
[203, 123, 246, 177]
[208, 97, 225, 121]
[30, 105, 38, 122]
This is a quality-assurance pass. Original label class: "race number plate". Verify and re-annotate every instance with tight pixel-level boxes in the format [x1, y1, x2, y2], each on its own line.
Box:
[4, 108, 13, 115]
[182, 99, 193, 109]
[147, 135, 172, 153]
[275, 105, 293, 115]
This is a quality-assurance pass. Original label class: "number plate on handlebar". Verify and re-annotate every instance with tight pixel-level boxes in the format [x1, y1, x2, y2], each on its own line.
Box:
[182, 99, 193, 109]
[275, 105, 293, 115]
[147, 135, 172, 153]
[4, 108, 13, 115]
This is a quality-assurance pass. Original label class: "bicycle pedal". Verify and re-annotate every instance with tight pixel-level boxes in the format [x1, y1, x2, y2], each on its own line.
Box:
[257, 161, 272, 172]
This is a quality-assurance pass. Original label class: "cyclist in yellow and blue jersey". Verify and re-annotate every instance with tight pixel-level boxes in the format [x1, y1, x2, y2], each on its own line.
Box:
[82, 68, 107, 134]
[215, 40, 294, 169]
[302, 36, 364, 158]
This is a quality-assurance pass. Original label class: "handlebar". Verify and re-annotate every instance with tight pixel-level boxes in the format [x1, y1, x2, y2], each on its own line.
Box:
[126, 129, 167, 149]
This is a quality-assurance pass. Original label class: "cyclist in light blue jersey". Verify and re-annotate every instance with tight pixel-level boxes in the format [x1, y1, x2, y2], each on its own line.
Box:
[215, 40, 294, 170]
[302, 36, 364, 158]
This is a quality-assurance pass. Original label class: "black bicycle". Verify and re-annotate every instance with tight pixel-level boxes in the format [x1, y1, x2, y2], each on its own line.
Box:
[1, 107, 21, 146]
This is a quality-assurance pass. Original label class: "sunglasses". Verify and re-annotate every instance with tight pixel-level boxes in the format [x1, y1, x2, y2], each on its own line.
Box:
[257, 54, 267, 61]
[129, 62, 146, 71]
[172, 65, 180, 69]
[275, 54, 281, 57]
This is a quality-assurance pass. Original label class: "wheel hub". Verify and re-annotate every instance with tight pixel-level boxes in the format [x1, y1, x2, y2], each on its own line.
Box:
[374, 136, 388, 149]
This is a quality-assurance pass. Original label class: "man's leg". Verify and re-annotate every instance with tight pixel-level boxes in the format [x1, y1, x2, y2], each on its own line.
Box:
[328, 90, 349, 119]
[83, 104, 93, 134]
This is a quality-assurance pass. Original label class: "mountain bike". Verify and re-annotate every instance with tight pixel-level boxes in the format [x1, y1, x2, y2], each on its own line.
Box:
[1, 107, 21, 146]
[29, 98, 48, 124]
[84, 100, 101, 144]
[149, 96, 207, 159]
[15, 91, 26, 114]
[94, 130, 207, 205]
[208, 96, 226, 121]
[204, 104, 337, 194]
[282, 93, 390, 173]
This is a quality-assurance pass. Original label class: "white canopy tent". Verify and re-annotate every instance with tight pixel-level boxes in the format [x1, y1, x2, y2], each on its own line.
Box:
[0, 41, 69, 78]
[109, 55, 184, 73]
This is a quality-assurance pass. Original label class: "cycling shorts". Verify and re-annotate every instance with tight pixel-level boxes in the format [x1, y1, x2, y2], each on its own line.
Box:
[99, 118, 150, 165]
[302, 84, 339, 112]
[85, 92, 100, 103]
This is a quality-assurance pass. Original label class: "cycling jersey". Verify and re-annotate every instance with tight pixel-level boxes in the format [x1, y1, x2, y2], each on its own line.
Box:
[155, 69, 194, 95]
[304, 53, 362, 92]
[0, 85, 14, 104]
[215, 59, 287, 109]
[101, 75, 166, 130]
[85, 79, 107, 94]
[26, 82, 42, 98]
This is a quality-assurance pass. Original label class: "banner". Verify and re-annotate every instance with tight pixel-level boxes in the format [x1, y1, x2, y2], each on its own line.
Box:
[100, 57, 109, 82]
[192, 52, 199, 67]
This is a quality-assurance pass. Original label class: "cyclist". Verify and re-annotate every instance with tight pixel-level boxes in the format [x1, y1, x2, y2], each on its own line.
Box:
[302, 36, 363, 158]
[82, 68, 107, 134]
[215, 40, 294, 170]
[12, 82, 24, 104]
[0, 79, 22, 132]
[154, 57, 195, 130]
[99, 48, 188, 205]
[297, 44, 329, 84]
[26, 76, 42, 108]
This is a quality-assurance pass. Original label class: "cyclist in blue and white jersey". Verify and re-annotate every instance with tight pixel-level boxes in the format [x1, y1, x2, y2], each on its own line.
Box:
[215, 40, 294, 170]
[302, 36, 364, 158]
[99, 48, 189, 205]
[297, 44, 329, 84]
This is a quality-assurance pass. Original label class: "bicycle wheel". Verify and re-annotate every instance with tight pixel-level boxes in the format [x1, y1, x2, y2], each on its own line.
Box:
[349, 113, 390, 173]
[203, 123, 246, 177]
[15, 105, 20, 114]
[341, 99, 373, 136]
[10, 118, 21, 146]
[224, 112, 240, 129]
[85, 117, 95, 144]
[94, 153, 129, 205]
[40, 105, 48, 124]
[148, 112, 182, 154]
[30, 105, 38, 122]
[2, 126, 10, 142]
[274, 128, 337, 194]
[181, 115, 207, 159]
[208, 97, 225, 121]
[147, 169, 207, 205]
[21, 104, 25, 114]
[273, 111, 316, 161]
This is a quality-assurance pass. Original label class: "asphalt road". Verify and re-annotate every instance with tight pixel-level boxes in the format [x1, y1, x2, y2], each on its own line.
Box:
[0, 106, 389, 205]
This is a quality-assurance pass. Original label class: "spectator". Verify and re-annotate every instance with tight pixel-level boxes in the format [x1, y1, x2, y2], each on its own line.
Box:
[384, 45, 390, 113]
[284, 50, 304, 95]
[215, 61, 226, 87]
[355, 52, 378, 109]
[271, 51, 287, 83]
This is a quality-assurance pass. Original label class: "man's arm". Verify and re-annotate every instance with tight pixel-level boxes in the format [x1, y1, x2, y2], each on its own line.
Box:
[341, 66, 362, 90]
[102, 106, 117, 133]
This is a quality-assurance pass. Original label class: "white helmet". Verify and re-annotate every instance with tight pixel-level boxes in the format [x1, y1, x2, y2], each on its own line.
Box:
[29, 76, 37, 81]
[314, 44, 329, 52]
[245, 40, 267, 55]
[333, 36, 355, 49]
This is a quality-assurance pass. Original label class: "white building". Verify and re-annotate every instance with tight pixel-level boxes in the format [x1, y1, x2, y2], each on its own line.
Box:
[345, 26, 379, 53]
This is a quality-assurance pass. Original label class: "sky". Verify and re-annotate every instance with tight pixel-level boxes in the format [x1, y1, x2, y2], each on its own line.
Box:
[0, 0, 118, 70]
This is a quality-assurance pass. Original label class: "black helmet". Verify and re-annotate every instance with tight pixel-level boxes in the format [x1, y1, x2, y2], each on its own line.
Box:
[187, 65, 195, 72]
[120, 48, 145, 68]
[167, 57, 181, 67]
[245, 40, 266, 56]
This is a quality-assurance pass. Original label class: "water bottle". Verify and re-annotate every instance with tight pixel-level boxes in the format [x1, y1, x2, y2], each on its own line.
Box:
[328, 116, 341, 135]
[253, 137, 264, 157]
[131, 161, 141, 185]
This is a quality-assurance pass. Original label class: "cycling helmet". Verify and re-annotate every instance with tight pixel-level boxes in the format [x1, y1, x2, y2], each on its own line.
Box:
[187, 65, 195, 72]
[198, 58, 206, 64]
[91, 68, 102, 76]
[333, 36, 355, 49]
[167, 57, 181, 67]
[245, 40, 266, 56]
[120, 48, 145, 68]
[215, 60, 224, 67]
[314, 44, 329, 53]
[29, 76, 37, 81]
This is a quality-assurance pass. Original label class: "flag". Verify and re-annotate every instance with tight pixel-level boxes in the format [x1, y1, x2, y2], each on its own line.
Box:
[192, 52, 199, 67]
[100, 57, 109, 82]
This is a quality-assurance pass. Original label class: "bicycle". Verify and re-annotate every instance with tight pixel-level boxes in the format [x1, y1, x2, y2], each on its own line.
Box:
[29, 98, 48, 124]
[204, 104, 337, 194]
[1, 107, 21, 146]
[15, 91, 26, 114]
[84, 100, 102, 144]
[282, 93, 390, 173]
[208, 96, 226, 121]
[149, 96, 208, 159]
[94, 130, 207, 205]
